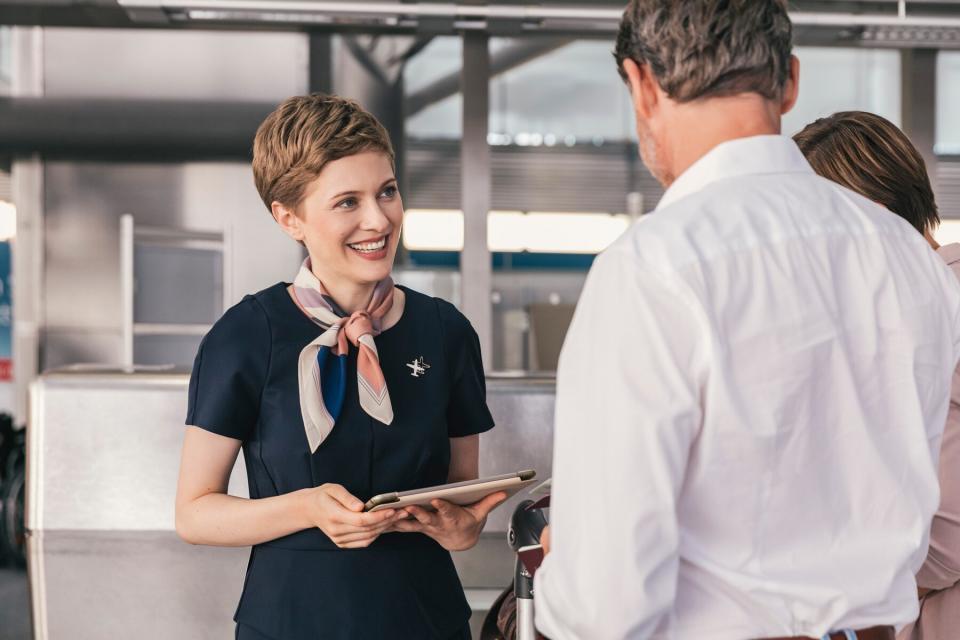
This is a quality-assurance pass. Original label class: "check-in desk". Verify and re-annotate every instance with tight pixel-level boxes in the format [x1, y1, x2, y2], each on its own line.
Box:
[26, 371, 555, 639]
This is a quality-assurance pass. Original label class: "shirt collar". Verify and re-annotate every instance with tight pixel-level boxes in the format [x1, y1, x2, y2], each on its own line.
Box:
[656, 135, 815, 211]
[937, 243, 960, 266]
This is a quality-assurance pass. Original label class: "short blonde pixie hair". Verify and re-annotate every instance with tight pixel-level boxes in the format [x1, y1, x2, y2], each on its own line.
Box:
[252, 94, 395, 212]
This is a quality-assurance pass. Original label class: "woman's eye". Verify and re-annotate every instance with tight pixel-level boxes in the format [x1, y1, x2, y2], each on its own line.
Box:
[336, 198, 357, 209]
[380, 185, 398, 199]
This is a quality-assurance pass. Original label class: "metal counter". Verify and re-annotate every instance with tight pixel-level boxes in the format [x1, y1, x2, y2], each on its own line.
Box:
[26, 371, 555, 639]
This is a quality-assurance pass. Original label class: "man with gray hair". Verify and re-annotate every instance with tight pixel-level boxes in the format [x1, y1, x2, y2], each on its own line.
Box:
[533, 1, 960, 639]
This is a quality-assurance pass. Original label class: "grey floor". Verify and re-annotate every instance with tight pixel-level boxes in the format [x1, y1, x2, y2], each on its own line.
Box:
[0, 567, 30, 640]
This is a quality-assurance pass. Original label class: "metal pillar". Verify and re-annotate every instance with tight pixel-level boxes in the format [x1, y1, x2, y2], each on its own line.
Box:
[308, 33, 334, 95]
[901, 48, 938, 197]
[11, 27, 44, 426]
[460, 31, 492, 370]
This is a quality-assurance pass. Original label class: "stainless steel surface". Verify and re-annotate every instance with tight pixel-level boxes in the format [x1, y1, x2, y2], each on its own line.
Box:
[29, 531, 248, 640]
[482, 377, 555, 532]
[461, 31, 494, 372]
[27, 373, 249, 532]
[26, 372, 555, 637]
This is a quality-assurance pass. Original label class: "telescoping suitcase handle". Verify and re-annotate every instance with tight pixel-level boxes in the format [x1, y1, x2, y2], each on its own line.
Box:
[508, 497, 549, 640]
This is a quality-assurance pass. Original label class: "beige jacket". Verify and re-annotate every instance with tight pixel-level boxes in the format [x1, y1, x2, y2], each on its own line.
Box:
[899, 243, 960, 640]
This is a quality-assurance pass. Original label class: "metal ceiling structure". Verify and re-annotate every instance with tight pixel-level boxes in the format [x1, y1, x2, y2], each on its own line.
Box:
[1, 0, 960, 47]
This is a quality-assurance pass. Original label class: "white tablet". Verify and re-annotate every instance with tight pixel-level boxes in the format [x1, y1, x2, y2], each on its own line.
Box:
[364, 470, 537, 512]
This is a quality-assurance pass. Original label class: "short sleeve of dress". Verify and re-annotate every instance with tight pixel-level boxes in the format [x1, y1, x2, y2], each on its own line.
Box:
[437, 300, 495, 438]
[186, 296, 271, 441]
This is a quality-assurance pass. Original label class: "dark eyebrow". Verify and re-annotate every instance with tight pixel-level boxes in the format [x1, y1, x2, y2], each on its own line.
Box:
[329, 179, 397, 202]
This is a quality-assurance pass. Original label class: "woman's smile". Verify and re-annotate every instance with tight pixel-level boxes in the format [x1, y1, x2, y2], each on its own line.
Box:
[346, 234, 390, 261]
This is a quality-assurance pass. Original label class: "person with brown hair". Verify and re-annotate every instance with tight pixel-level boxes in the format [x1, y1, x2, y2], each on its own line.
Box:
[533, 1, 960, 639]
[795, 111, 960, 640]
[174, 94, 505, 639]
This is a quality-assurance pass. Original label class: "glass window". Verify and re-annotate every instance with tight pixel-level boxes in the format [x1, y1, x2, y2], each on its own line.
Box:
[406, 38, 633, 143]
[488, 39, 633, 144]
[783, 47, 901, 135]
[937, 52, 960, 155]
[406, 41, 901, 144]
[405, 37, 463, 139]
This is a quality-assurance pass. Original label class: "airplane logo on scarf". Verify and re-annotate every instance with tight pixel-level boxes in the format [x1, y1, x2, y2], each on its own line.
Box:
[406, 356, 430, 378]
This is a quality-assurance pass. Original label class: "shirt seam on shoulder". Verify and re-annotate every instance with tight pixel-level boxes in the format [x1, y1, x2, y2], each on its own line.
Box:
[249, 294, 277, 497]
[186, 340, 203, 425]
[432, 297, 454, 382]
[249, 295, 274, 416]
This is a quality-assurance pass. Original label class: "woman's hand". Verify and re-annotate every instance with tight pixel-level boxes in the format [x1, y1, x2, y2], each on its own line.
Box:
[389, 492, 508, 551]
[301, 484, 408, 549]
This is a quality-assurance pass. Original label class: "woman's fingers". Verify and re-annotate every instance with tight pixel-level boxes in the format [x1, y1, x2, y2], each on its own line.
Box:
[405, 505, 438, 526]
[388, 518, 424, 533]
[333, 507, 405, 532]
[431, 499, 458, 518]
[322, 484, 365, 512]
[330, 518, 400, 546]
[465, 491, 508, 520]
[334, 528, 387, 544]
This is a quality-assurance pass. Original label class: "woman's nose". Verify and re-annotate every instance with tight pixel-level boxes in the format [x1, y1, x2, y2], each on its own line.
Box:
[359, 202, 391, 232]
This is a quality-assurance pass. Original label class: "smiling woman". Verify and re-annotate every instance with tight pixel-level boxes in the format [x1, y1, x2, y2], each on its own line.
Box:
[174, 94, 502, 640]
[271, 152, 403, 306]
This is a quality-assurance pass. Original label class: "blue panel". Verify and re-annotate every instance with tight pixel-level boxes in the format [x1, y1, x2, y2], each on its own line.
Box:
[407, 250, 594, 271]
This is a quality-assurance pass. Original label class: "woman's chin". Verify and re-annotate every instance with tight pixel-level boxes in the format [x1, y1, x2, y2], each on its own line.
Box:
[345, 250, 395, 281]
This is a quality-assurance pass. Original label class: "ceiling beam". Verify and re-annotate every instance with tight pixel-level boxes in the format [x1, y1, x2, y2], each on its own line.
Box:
[406, 37, 572, 117]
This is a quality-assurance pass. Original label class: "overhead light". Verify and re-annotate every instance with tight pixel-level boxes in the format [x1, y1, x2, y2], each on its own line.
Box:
[403, 209, 464, 251]
[403, 209, 631, 254]
[520, 212, 629, 254]
[936, 220, 960, 247]
[0, 201, 15, 242]
[487, 211, 527, 252]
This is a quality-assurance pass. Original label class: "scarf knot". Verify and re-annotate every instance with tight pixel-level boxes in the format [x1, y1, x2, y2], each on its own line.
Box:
[292, 258, 396, 453]
[339, 310, 378, 353]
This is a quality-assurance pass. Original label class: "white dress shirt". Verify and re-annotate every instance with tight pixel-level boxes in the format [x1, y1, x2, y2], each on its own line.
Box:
[534, 135, 960, 640]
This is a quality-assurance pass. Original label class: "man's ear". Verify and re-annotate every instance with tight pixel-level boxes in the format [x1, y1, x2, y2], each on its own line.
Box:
[622, 58, 660, 121]
[271, 201, 305, 243]
[780, 55, 800, 116]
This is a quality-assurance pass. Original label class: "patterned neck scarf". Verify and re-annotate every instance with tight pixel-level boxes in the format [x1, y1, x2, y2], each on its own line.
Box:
[292, 258, 395, 453]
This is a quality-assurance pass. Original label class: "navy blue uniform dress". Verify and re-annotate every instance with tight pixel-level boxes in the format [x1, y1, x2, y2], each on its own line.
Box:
[186, 283, 495, 640]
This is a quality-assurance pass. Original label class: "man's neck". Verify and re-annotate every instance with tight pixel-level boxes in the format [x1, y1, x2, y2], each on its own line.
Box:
[662, 94, 783, 187]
